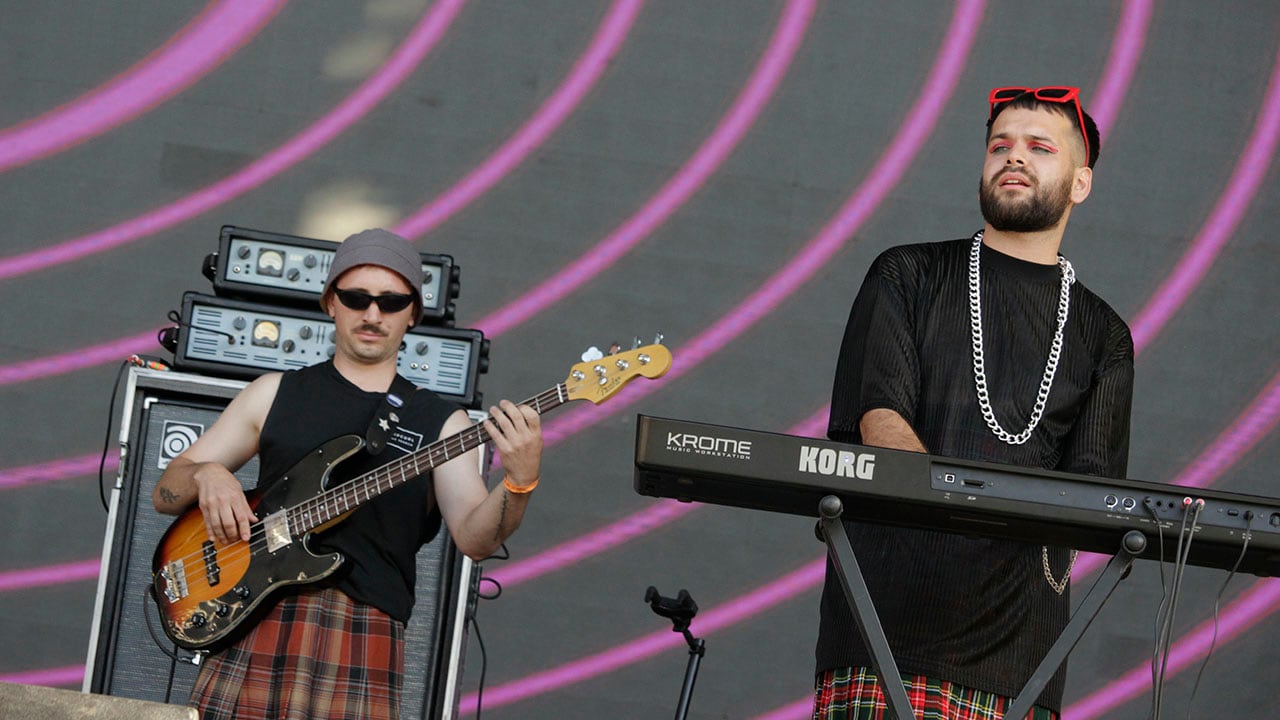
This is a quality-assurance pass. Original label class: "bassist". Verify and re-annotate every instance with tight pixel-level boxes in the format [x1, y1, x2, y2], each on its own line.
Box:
[153, 228, 543, 720]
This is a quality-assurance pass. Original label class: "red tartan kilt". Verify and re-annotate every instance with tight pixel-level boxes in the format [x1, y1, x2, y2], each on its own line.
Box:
[813, 667, 1057, 720]
[190, 587, 405, 720]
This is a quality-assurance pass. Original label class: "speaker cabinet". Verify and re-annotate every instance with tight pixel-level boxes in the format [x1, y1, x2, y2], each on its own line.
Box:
[84, 368, 475, 719]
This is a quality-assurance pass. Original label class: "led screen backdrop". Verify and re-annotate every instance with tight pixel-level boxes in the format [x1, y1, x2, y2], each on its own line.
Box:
[1, 1, 1277, 718]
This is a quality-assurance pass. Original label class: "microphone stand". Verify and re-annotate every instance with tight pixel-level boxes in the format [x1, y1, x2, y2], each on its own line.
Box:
[646, 586, 705, 720]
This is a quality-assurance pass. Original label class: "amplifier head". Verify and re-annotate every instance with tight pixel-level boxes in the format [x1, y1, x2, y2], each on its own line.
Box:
[205, 225, 460, 327]
[171, 292, 488, 408]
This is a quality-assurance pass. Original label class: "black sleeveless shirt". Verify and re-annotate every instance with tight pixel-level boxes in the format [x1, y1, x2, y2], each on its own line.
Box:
[257, 361, 458, 623]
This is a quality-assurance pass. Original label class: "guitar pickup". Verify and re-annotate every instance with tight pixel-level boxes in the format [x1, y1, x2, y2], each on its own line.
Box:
[263, 510, 293, 553]
[202, 540, 221, 587]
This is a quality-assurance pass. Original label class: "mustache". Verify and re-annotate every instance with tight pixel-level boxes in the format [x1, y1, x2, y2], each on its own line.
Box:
[994, 167, 1037, 184]
[355, 324, 388, 336]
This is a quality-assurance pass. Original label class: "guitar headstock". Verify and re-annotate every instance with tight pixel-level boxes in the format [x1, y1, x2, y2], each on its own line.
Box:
[564, 343, 672, 404]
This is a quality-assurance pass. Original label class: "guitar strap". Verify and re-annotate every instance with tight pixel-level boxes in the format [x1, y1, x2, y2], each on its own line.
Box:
[365, 375, 418, 455]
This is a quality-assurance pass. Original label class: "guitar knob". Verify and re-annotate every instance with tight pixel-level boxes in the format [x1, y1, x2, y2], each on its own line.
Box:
[189, 612, 207, 628]
[215, 603, 232, 617]
[233, 585, 252, 600]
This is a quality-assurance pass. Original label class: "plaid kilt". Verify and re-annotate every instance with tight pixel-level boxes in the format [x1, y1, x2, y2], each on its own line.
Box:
[813, 667, 1057, 720]
[190, 587, 405, 720]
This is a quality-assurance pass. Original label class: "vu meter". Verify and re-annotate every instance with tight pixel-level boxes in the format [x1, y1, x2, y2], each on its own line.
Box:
[251, 320, 281, 348]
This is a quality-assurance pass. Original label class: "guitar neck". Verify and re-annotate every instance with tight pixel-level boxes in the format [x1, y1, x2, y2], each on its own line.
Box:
[287, 384, 569, 534]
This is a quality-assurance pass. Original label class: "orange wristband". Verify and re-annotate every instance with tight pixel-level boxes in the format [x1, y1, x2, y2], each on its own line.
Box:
[503, 475, 538, 494]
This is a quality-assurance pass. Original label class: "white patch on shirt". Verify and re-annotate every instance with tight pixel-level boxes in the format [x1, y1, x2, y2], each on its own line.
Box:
[388, 427, 424, 455]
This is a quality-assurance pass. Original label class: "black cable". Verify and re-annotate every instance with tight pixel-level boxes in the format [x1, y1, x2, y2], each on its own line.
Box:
[477, 575, 502, 601]
[465, 543, 508, 720]
[469, 612, 488, 720]
[468, 573, 505, 720]
[1148, 499, 1186, 720]
[98, 360, 132, 511]
[1143, 498, 1168, 720]
[1153, 499, 1203, 719]
[1151, 499, 1194, 719]
[163, 644, 179, 704]
[141, 585, 191, 664]
[483, 543, 510, 563]
[1161, 500, 1203, 690]
[165, 309, 236, 345]
[1184, 512, 1253, 720]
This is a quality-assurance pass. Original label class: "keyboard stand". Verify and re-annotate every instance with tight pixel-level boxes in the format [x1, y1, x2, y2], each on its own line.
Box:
[818, 495, 1147, 720]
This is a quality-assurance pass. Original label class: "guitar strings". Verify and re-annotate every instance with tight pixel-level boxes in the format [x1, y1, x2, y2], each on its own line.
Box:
[163, 351, 659, 598]
[159, 379, 587, 595]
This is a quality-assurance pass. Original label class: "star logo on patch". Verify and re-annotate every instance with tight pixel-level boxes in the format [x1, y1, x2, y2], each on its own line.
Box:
[379, 418, 390, 431]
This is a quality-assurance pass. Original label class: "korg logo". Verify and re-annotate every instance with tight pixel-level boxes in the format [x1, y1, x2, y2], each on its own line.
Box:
[666, 432, 752, 460]
[798, 446, 875, 480]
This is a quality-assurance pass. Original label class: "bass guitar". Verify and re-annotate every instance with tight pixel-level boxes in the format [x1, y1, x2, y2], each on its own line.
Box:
[152, 343, 672, 650]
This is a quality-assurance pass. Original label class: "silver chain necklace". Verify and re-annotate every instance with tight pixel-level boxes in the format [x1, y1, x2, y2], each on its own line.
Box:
[968, 230, 1077, 593]
[967, 230, 1074, 445]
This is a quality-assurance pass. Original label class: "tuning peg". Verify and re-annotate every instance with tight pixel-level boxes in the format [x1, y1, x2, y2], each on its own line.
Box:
[632, 336, 643, 349]
[608, 342, 622, 356]
[653, 332, 664, 346]
[581, 346, 604, 362]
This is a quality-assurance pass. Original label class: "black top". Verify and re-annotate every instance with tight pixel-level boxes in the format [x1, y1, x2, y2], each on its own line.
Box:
[818, 238, 1134, 711]
[257, 361, 459, 623]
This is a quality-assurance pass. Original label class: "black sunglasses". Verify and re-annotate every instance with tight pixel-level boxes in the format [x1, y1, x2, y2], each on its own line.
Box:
[333, 287, 416, 314]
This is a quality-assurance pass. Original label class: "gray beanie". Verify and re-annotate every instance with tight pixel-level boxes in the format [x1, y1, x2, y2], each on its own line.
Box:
[321, 228, 424, 320]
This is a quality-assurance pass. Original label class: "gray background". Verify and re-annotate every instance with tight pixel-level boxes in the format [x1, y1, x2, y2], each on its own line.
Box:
[1, 1, 1278, 718]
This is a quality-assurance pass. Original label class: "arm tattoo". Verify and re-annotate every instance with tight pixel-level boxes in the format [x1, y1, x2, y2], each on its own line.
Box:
[493, 490, 509, 542]
[158, 486, 183, 505]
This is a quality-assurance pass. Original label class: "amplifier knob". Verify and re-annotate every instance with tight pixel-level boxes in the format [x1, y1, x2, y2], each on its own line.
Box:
[298, 326, 313, 340]
[416, 342, 429, 356]
[237, 245, 251, 259]
[233, 316, 247, 331]
[327, 346, 335, 358]
[304, 254, 318, 268]
[282, 340, 295, 353]
[424, 270, 434, 283]
[287, 268, 301, 281]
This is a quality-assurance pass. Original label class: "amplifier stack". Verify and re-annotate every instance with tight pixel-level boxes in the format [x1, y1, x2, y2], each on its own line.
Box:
[159, 225, 489, 407]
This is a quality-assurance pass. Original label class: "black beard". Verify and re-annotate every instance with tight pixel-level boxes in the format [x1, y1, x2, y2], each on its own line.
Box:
[979, 171, 1073, 233]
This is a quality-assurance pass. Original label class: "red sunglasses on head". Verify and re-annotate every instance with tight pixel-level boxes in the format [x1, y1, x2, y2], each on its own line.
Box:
[988, 86, 1090, 165]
